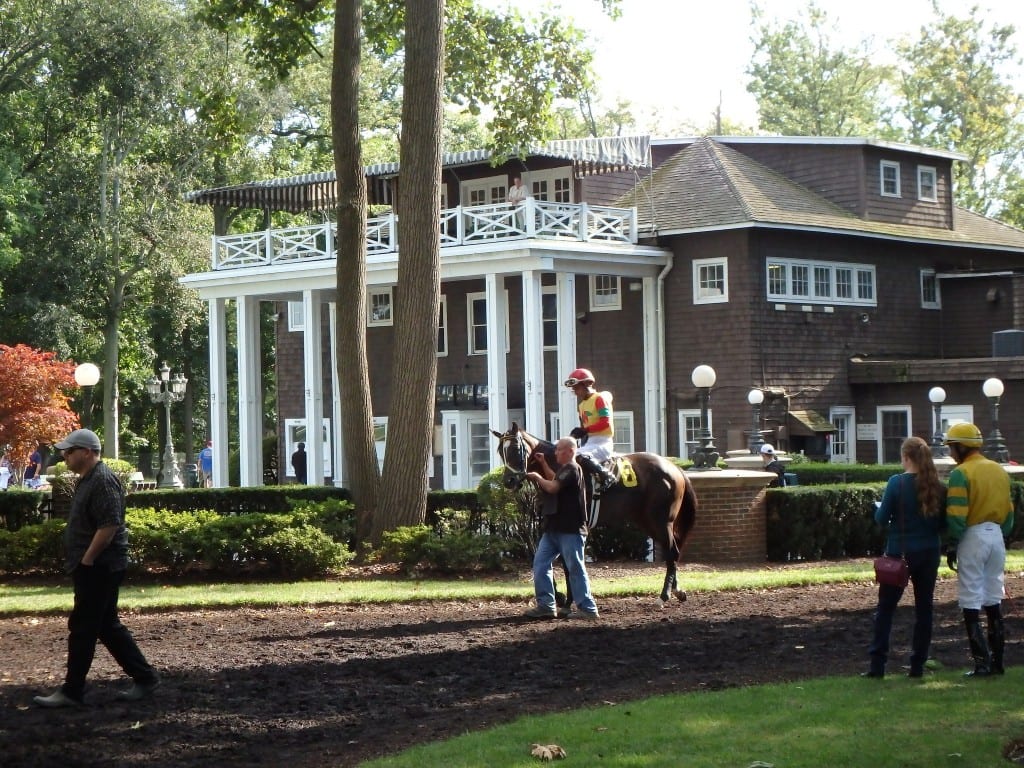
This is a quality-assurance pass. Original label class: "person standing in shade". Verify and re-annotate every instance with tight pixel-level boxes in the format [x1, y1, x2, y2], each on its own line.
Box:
[944, 422, 1014, 677]
[864, 436, 946, 679]
[523, 437, 599, 620]
[759, 444, 787, 488]
[33, 429, 160, 708]
[291, 442, 308, 485]
[198, 440, 213, 487]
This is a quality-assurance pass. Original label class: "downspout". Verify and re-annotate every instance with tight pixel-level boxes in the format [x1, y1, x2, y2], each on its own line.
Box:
[656, 253, 674, 455]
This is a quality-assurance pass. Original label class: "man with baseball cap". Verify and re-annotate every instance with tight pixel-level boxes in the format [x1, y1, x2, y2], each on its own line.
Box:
[760, 444, 786, 488]
[33, 429, 160, 708]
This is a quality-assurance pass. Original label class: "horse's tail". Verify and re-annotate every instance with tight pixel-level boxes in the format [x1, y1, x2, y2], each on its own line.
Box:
[673, 472, 698, 552]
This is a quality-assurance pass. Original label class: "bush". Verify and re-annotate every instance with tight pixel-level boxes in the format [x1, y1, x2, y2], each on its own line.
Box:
[378, 517, 507, 575]
[0, 518, 67, 574]
[126, 485, 352, 515]
[476, 467, 539, 558]
[0, 488, 47, 531]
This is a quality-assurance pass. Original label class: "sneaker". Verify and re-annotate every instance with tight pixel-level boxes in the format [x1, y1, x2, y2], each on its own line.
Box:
[574, 610, 600, 620]
[557, 605, 574, 619]
[523, 606, 557, 619]
[33, 689, 82, 709]
[116, 679, 160, 702]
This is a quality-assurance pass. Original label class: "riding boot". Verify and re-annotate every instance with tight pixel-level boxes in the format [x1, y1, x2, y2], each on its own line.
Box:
[985, 604, 1006, 675]
[576, 454, 614, 493]
[963, 608, 992, 677]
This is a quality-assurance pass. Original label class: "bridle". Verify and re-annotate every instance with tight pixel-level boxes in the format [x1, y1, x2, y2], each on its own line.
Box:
[496, 428, 531, 486]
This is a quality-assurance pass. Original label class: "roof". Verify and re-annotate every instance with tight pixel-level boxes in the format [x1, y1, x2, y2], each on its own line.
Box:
[184, 135, 651, 213]
[622, 138, 1024, 253]
[788, 409, 838, 436]
[651, 135, 968, 162]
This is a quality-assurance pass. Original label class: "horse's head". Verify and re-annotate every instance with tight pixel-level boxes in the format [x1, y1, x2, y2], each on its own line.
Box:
[491, 422, 548, 490]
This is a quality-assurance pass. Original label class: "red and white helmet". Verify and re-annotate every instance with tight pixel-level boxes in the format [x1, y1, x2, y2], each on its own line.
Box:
[564, 368, 595, 388]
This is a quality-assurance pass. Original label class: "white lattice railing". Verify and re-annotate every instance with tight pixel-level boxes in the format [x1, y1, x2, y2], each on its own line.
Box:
[211, 200, 636, 269]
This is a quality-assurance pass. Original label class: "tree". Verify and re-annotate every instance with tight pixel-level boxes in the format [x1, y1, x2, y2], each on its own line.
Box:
[746, 1, 890, 136]
[885, 3, 1024, 216]
[0, 344, 79, 476]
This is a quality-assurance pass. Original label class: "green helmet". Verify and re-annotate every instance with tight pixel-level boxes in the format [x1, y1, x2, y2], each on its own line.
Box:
[944, 422, 984, 448]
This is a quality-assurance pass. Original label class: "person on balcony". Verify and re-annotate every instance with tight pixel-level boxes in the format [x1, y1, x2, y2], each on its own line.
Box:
[564, 368, 616, 493]
[507, 176, 528, 205]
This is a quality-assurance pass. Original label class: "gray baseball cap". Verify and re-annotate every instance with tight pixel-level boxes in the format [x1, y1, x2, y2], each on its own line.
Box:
[54, 429, 102, 451]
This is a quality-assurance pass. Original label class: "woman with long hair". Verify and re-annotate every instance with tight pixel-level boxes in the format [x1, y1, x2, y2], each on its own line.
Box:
[864, 436, 947, 678]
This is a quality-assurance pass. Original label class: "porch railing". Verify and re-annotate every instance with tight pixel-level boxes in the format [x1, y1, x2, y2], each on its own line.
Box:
[211, 200, 637, 270]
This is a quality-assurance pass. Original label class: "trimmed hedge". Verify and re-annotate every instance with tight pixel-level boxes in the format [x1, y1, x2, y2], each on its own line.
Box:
[126, 485, 352, 515]
[0, 488, 48, 531]
[782, 463, 902, 486]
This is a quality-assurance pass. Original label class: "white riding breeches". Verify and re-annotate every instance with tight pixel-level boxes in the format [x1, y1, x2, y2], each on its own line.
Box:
[579, 436, 614, 463]
[957, 521, 1006, 609]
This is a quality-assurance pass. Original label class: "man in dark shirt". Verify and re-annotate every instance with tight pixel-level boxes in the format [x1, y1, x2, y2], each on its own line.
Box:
[523, 437, 599, 620]
[291, 442, 308, 484]
[33, 429, 159, 708]
[760, 444, 787, 488]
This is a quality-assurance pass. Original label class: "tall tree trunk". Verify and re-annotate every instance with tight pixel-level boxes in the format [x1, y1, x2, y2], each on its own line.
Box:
[373, 0, 445, 543]
[332, 0, 380, 546]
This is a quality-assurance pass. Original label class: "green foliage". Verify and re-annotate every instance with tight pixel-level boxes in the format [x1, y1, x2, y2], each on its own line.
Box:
[126, 485, 352, 515]
[377, 515, 507, 576]
[0, 518, 66, 574]
[126, 507, 220, 571]
[475, 467, 539, 557]
[0, 488, 47, 531]
[783, 462, 902, 485]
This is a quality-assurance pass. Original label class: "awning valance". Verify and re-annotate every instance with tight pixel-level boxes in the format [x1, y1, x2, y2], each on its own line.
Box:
[788, 409, 838, 437]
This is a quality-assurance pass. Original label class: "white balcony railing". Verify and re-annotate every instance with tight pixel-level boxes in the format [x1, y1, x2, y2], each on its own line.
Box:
[211, 200, 637, 270]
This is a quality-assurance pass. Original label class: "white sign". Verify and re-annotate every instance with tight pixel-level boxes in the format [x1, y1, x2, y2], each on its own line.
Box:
[856, 423, 878, 441]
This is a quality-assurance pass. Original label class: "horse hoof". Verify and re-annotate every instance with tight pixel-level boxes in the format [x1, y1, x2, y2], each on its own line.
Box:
[673, 590, 687, 603]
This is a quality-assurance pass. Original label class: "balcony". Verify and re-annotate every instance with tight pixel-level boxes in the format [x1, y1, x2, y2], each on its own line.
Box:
[211, 199, 638, 270]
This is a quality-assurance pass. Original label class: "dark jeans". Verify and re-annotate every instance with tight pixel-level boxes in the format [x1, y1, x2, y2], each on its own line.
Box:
[62, 564, 157, 700]
[869, 546, 940, 674]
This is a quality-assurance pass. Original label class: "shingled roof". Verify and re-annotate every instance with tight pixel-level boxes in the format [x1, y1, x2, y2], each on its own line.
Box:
[622, 137, 1024, 252]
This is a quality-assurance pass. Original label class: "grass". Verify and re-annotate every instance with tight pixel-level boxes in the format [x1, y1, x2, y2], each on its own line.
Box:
[358, 668, 1024, 767]
[2, 551, 1022, 615]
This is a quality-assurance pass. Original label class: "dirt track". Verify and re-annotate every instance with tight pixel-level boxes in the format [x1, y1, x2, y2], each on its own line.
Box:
[1, 564, 1019, 767]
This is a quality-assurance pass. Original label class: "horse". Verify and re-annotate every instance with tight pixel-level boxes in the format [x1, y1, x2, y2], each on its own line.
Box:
[492, 423, 697, 605]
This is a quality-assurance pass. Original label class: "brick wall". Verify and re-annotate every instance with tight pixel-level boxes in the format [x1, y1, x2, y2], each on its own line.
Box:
[683, 473, 770, 563]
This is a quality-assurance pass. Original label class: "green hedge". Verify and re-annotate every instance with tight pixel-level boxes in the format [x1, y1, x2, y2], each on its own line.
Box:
[780, 463, 902, 486]
[126, 485, 352, 515]
[0, 488, 48, 531]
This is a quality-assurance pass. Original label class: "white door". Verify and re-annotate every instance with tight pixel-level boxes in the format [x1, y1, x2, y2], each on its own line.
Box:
[829, 407, 855, 464]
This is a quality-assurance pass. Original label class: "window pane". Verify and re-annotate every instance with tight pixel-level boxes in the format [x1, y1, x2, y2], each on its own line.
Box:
[470, 422, 492, 476]
[835, 268, 852, 298]
[768, 263, 787, 295]
[542, 292, 557, 347]
[791, 265, 809, 296]
[881, 411, 908, 463]
[857, 270, 874, 300]
[699, 264, 724, 297]
[814, 266, 831, 297]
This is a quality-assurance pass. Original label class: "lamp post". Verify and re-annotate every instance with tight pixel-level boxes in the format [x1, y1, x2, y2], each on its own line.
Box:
[927, 386, 947, 458]
[747, 388, 765, 455]
[146, 361, 188, 488]
[73, 363, 100, 431]
[691, 365, 719, 470]
[982, 377, 1010, 463]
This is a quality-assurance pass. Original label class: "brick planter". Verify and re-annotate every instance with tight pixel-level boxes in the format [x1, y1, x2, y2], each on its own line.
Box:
[683, 470, 776, 564]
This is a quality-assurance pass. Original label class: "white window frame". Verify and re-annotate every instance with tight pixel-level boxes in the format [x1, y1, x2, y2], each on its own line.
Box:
[612, 412, 635, 454]
[461, 174, 507, 207]
[693, 257, 728, 304]
[437, 296, 448, 357]
[541, 285, 558, 350]
[876, 406, 911, 464]
[283, 418, 332, 478]
[880, 160, 901, 198]
[920, 269, 941, 309]
[917, 165, 937, 202]
[939, 406, 974, 440]
[589, 275, 621, 312]
[828, 406, 856, 465]
[767, 257, 876, 307]
[466, 290, 510, 356]
[528, 168, 573, 203]
[287, 301, 304, 332]
[677, 409, 711, 462]
[373, 417, 387, 472]
[368, 287, 393, 327]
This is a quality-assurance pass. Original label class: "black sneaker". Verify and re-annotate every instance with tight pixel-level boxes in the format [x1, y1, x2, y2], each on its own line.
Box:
[116, 679, 160, 702]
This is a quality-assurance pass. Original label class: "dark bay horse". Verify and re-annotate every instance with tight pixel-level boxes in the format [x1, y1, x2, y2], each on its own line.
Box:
[492, 423, 697, 604]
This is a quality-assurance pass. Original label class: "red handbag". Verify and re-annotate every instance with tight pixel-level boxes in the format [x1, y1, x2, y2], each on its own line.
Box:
[874, 476, 910, 588]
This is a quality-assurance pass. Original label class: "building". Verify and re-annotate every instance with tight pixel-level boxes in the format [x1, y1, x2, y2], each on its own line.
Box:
[182, 135, 1024, 489]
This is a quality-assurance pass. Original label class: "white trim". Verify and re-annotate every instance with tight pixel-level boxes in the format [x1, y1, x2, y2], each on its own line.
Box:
[767, 257, 877, 306]
[828, 407, 855, 464]
[613, 412, 636, 454]
[920, 268, 941, 309]
[461, 174, 507, 206]
[287, 300, 304, 331]
[917, 165, 937, 202]
[368, 287, 393, 327]
[589, 274, 621, 311]
[875, 405, 912, 463]
[677, 409, 711, 461]
[880, 160, 901, 198]
[693, 257, 728, 304]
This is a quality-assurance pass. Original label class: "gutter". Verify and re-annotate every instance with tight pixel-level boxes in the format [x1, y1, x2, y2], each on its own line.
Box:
[656, 253, 674, 454]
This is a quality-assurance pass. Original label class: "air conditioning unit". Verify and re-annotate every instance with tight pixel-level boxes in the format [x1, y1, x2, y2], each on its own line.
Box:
[992, 329, 1024, 357]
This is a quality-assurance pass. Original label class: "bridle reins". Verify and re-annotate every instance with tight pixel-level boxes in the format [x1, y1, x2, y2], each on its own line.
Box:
[497, 430, 531, 482]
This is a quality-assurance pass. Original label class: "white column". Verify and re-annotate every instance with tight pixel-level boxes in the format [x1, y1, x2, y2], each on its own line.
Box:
[302, 289, 325, 485]
[328, 301, 346, 487]
[521, 270, 546, 435]
[236, 296, 263, 486]
[641, 276, 664, 454]
[208, 298, 229, 487]
[556, 273, 579, 437]
[485, 273, 509, 467]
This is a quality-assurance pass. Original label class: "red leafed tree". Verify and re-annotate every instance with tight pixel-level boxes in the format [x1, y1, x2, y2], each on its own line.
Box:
[0, 345, 80, 476]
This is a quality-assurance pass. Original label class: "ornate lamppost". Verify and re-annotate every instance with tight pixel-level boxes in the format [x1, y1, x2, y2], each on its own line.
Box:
[982, 377, 1010, 463]
[927, 386, 947, 458]
[146, 362, 188, 488]
[747, 388, 765, 455]
[74, 363, 100, 431]
[690, 364, 719, 470]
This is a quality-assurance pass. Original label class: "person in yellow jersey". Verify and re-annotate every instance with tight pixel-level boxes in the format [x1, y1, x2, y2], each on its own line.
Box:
[563, 368, 616, 492]
[944, 422, 1014, 676]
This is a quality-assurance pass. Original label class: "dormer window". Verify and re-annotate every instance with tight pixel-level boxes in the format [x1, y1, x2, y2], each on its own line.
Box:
[880, 161, 901, 198]
[917, 166, 937, 202]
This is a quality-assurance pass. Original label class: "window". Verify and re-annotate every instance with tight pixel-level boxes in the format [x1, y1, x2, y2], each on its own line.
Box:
[880, 161, 901, 197]
[590, 275, 621, 311]
[528, 169, 573, 203]
[541, 287, 558, 349]
[284, 418, 332, 478]
[677, 409, 711, 462]
[613, 412, 635, 454]
[373, 417, 387, 471]
[462, 175, 507, 206]
[767, 257, 876, 306]
[828, 407, 856, 465]
[437, 296, 448, 356]
[287, 301, 304, 332]
[368, 287, 393, 326]
[920, 269, 940, 309]
[466, 291, 510, 355]
[693, 258, 728, 304]
[877, 406, 910, 463]
[917, 166, 937, 202]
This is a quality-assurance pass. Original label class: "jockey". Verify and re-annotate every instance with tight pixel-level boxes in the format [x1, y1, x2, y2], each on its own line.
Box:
[564, 367, 616, 492]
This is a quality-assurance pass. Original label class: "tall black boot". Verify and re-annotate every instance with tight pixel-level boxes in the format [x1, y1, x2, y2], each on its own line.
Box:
[576, 454, 614, 493]
[985, 604, 1006, 675]
[963, 608, 992, 677]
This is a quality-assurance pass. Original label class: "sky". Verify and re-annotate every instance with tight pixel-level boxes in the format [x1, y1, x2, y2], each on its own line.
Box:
[486, 0, 1024, 134]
